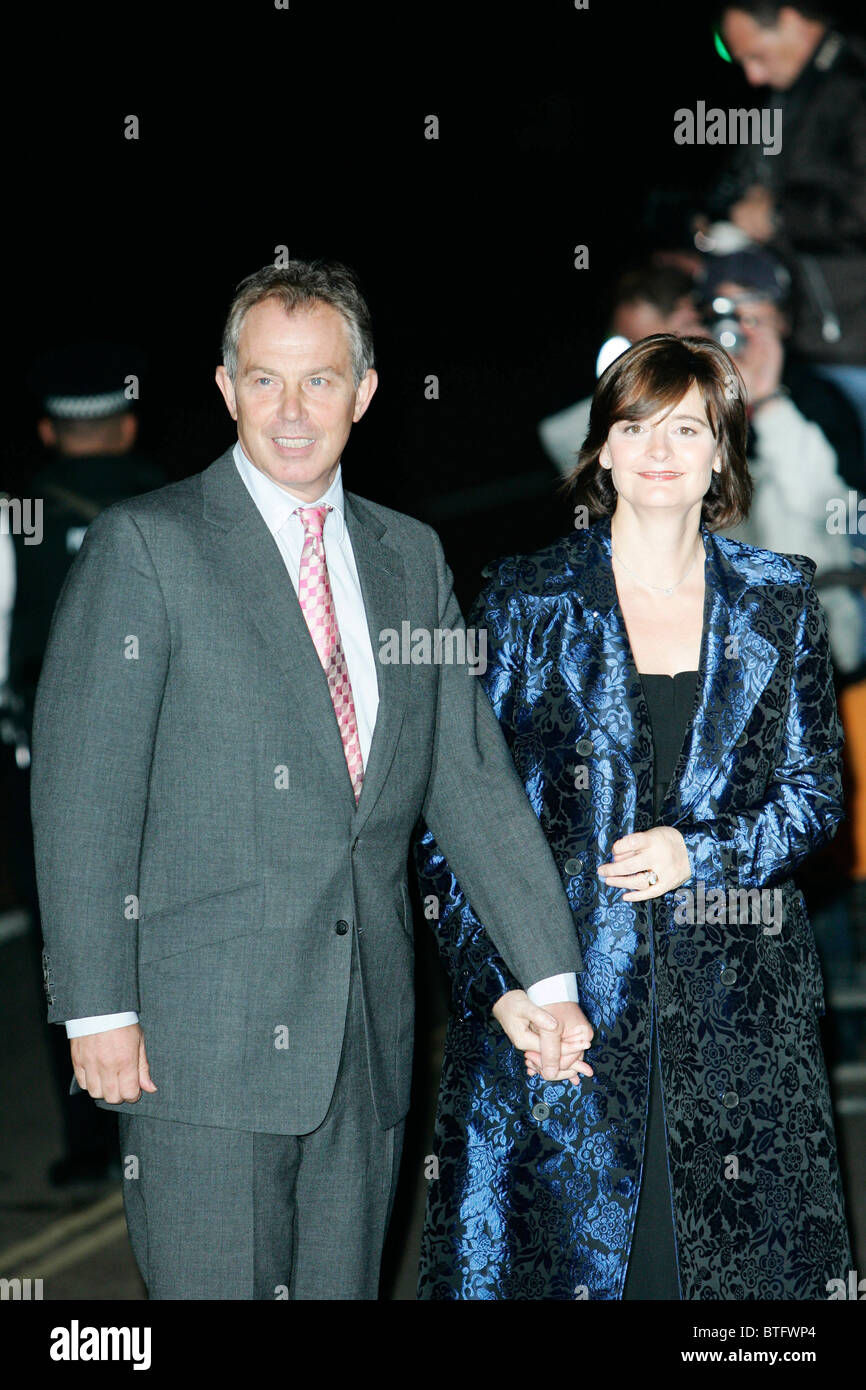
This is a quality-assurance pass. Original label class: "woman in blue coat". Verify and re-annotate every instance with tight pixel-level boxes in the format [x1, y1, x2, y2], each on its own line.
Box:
[414, 333, 852, 1300]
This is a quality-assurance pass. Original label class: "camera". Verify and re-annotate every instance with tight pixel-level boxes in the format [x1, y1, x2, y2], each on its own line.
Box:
[705, 296, 749, 358]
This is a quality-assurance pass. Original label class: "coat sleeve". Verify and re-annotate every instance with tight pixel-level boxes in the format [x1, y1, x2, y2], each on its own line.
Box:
[416, 545, 581, 1014]
[413, 822, 523, 1020]
[777, 73, 866, 248]
[677, 581, 844, 891]
[30, 505, 170, 1022]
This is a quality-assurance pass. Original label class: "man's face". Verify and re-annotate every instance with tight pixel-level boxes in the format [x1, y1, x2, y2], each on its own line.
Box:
[722, 7, 819, 90]
[215, 297, 377, 500]
[612, 295, 704, 343]
[715, 280, 787, 338]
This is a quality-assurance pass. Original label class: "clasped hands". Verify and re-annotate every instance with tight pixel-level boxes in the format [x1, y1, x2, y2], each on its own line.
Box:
[492, 994, 595, 1084]
[493, 827, 691, 1085]
[71, 833, 692, 1097]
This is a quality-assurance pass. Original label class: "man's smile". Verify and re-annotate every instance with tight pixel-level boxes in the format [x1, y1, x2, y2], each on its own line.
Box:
[272, 436, 316, 454]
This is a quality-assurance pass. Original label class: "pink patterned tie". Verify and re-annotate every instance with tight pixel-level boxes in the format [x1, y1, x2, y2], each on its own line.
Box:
[296, 505, 364, 803]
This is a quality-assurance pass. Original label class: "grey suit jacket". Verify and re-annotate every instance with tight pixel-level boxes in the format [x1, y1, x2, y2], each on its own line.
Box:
[31, 447, 584, 1134]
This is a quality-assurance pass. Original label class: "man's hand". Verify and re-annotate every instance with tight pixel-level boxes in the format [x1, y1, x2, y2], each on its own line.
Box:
[524, 999, 595, 1084]
[492, 992, 594, 1084]
[729, 184, 776, 243]
[735, 316, 785, 404]
[70, 1023, 157, 1104]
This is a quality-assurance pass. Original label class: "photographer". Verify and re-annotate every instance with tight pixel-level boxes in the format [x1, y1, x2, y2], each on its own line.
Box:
[711, 2, 866, 440]
[701, 252, 862, 674]
[541, 253, 862, 673]
[538, 265, 703, 473]
[701, 250, 865, 489]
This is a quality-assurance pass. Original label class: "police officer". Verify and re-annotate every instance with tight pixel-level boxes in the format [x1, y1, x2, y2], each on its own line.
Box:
[9, 341, 166, 1187]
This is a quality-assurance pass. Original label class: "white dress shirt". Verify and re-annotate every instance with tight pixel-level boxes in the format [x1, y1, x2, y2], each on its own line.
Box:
[232, 443, 380, 763]
[64, 443, 576, 1036]
[0, 527, 16, 686]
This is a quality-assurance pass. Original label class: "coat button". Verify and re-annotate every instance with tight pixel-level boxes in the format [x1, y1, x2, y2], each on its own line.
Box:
[720, 967, 737, 986]
[575, 738, 594, 756]
[531, 1102, 550, 1121]
[722, 1089, 739, 1109]
[335, 920, 350, 936]
[735, 732, 748, 747]
[564, 858, 583, 875]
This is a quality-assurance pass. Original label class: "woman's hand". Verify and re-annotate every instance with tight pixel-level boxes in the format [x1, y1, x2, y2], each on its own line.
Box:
[597, 825, 691, 901]
[492, 990, 594, 1083]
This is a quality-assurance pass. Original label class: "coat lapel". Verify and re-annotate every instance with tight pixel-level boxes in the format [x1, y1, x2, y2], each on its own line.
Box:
[559, 519, 654, 778]
[559, 518, 780, 825]
[661, 531, 779, 823]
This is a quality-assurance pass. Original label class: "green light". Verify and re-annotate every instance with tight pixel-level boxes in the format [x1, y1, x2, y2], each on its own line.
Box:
[714, 29, 733, 62]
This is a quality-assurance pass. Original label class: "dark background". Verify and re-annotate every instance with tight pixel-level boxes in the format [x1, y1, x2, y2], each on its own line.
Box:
[12, 0, 865, 605]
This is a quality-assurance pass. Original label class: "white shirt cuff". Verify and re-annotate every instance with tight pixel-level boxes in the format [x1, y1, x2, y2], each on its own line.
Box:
[64, 1012, 139, 1038]
[527, 973, 580, 1006]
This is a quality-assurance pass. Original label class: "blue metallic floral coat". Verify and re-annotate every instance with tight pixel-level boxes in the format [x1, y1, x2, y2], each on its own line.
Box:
[413, 518, 852, 1300]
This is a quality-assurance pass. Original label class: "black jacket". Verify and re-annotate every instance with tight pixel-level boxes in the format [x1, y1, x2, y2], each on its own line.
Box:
[9, 452, 167, 723]
[711, 30, 866, 364]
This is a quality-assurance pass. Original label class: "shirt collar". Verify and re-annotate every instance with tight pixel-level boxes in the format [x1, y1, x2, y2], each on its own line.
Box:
[233, 440, 346, 541]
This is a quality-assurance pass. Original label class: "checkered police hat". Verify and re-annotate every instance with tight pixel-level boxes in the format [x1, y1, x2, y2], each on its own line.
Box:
[30, 340, 143, 420]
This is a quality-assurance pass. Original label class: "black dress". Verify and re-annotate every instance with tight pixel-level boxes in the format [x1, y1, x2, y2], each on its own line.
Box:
[622, 669, 699, 1300]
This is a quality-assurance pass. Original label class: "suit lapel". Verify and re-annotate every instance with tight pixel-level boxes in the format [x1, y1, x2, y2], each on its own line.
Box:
[202, 450, 357, 800]
[342, 493, 409, 830]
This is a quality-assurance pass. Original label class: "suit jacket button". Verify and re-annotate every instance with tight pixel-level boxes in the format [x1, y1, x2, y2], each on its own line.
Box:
[531, 1102, 550, 1121]
[720, 967, 737, 986]
[722, 1089, 739, 1109]
[335, 920, 350, 936]
[564, 858, 583, 875]
[575, 738, 594, 756]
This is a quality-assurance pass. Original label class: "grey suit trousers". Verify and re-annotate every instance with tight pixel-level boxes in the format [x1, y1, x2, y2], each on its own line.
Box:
[118, 936, 404, 1299]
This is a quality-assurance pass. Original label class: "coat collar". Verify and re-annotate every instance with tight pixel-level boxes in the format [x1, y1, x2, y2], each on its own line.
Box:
[552, 517, 779, 824]
[558, 514, 755, 616]
[200, 448, 407, 828]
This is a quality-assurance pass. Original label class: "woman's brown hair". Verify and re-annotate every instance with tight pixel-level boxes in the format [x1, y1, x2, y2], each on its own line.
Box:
[563, 333, 752, 530]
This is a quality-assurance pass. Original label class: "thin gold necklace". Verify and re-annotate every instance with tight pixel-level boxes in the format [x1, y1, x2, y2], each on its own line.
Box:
[611, 537, 704, 597]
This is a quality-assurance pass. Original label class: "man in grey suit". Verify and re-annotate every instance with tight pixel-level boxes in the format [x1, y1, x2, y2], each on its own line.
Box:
[31, 260, 590, 1299]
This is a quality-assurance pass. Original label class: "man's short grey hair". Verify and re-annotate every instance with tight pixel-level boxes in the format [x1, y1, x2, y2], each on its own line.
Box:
[221, 259, 375, 387]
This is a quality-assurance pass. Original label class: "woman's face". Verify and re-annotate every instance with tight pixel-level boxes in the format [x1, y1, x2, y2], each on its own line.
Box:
[599, 382, 721, 516]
